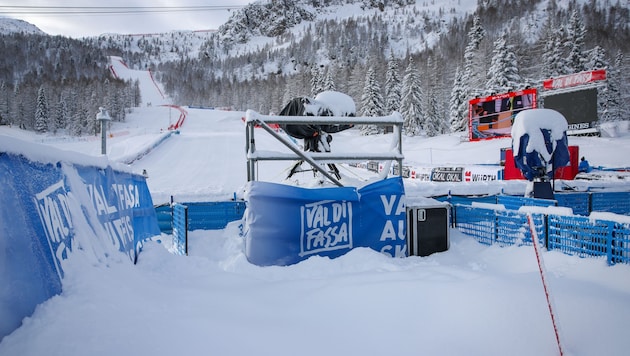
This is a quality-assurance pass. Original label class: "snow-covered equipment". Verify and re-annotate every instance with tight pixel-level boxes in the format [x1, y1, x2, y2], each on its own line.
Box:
[246, 90, 403, 187]
[277, 91, 357, 180]
[511, 108, 570, 198]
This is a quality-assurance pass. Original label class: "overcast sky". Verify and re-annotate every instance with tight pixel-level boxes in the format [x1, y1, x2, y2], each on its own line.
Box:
[1, 1, 252, 38]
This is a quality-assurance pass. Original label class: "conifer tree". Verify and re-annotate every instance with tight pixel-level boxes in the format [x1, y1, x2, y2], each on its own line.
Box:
[565, 9, 587, 73]
[541, 25, 567, 78]
[54, 95, 68, 133]
[400, 58, 424, 136]
[0, 81, 8, 126]
[35, 86, 49, 133]
[322, 68, 336, 91]
[599, 51, 623, 123]
[586, 46, 607, 70]
[486, 32, 522, 94]
[384, 51, 402, 115]
[462, 15, 486, 97]
[449, 67, 468, 133]
[310, 65, 324, 96]
[359, 66, 384, 135]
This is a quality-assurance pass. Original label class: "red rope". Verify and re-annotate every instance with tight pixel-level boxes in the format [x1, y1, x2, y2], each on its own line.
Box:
[527, 214, 565, 356]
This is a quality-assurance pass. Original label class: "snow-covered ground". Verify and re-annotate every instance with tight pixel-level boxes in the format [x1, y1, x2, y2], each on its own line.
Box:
[1, 61, 630, 356]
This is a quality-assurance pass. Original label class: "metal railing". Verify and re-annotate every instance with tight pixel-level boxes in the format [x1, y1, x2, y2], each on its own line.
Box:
[244, 109, 404, 187]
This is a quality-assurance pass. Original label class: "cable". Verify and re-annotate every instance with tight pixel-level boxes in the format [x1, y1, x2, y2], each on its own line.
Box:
[0, 5, 244, 16]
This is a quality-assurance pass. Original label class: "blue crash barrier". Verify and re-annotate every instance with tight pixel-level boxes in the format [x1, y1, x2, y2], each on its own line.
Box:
[0, 145, 160, 341]
[244, 176, 407, 266]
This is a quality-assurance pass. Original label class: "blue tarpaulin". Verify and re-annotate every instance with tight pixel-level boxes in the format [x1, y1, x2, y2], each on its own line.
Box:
[244, 177, 407, 266]
[0, 152, 160, 340]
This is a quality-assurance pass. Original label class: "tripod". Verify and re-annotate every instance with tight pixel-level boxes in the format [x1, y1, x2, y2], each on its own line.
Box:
[287, 132, 341, 180]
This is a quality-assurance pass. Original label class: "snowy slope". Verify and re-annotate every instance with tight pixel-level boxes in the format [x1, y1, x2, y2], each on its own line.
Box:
[1, 63, 630, 356]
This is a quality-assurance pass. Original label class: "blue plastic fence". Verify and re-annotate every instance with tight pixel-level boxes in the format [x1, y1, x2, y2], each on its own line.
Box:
[172, 203, 188, 256]
[590, 191, 630, 215]
[438, 191, 630, 216]
[154, 201, 246, 234]
[454, 204, 630, 265]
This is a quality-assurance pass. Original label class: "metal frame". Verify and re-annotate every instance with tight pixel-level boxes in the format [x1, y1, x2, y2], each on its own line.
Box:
[245, 109, 404, 187]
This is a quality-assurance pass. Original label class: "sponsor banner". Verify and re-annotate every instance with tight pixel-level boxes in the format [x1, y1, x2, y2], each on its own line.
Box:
[542, 69, 606, 90]
[0, 151, 160, 340]
[74, 165, 160, 262]
[463, 166, 501, 182]
[0, 154, 66, 340]
[431, 167, 464, 182]
[244, 177, 406, 266]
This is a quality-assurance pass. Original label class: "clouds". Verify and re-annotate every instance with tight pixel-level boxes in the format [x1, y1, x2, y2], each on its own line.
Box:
[2, 1, 250, 38]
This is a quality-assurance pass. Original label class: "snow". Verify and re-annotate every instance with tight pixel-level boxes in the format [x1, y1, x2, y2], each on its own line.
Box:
[511, 108, 568, 162]
[312, 90, 356, 117]
[2, 64, 630, 356]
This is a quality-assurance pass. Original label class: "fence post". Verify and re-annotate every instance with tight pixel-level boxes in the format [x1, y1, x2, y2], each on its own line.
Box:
[606, 221, 614, 266]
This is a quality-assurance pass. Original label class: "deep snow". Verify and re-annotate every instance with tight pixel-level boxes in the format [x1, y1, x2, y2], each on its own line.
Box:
[1, 60, 630, 356]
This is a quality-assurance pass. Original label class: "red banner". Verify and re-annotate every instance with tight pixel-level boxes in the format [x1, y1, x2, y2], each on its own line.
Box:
[543, 69, 606, 90]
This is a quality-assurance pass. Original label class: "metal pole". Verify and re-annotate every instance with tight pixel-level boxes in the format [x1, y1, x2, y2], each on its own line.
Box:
[101, 119, 107, 155]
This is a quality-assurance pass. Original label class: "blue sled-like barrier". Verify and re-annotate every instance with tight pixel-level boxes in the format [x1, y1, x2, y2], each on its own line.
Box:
[0, 137, 161, 341]
[244, 177, 407, 266]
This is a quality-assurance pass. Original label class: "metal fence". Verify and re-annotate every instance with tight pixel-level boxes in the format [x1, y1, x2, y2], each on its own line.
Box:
[454, 204, 630, 265]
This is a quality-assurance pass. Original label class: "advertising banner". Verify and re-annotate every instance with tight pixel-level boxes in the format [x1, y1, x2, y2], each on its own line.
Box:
[0, 151, 160, 340]
[469, 88, 537, 141]
[244, 177, 406, 266]
[74, 165, 160, 262]
[0, 154, 66, 340]
[542, 69, 606, 90]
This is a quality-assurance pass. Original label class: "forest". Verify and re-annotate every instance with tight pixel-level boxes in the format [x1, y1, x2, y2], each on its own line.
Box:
[0, 0, 629, 137]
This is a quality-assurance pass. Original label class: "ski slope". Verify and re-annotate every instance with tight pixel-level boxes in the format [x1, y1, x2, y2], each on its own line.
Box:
[2, 59, 630, 356]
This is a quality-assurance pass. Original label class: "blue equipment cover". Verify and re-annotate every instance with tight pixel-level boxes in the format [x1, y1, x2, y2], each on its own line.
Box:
[244, 177, 407, 266]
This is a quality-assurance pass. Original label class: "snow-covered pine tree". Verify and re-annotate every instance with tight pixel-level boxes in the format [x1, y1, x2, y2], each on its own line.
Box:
[310, 65, 325, 96]
[598, 50, 623, 123]
[359, 66, 384, 135]
[54, 95, 68, 133]
[400, 58, 424, 136]
[35, 85, 49, 133]
[322, 67, 336, 91]
[424, 90, 443, 137]
[70, 106, 86, 136]
[424, 56, 446, 137]
[565, 9, 588, 74]
[384, 51, 402, 116]
[485, 32, 522, 94]
[586, 46, 607, 70]
[462, 15, 486, 98]
[541, 24, 568, 78]
[449, 67, 468, 133]
[0, 81, 8, 126]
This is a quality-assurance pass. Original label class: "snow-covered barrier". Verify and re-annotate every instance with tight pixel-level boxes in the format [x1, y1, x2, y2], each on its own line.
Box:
[0, 136, 160, 341]
[244, 177, 406, 266]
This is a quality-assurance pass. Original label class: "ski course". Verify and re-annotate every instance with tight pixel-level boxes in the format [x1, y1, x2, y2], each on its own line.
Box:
[129, 108, 253, 204]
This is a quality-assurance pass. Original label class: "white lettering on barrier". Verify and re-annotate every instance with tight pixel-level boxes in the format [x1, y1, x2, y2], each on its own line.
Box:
[300, 200, 353, 257]
[380, 244, 407, 258]
[113, 183, 140, 209]
[379, 194, 406, 257]
[87, 182, 139, 256]
[34, 180, 73, 279]
[87, 184, 118, 215]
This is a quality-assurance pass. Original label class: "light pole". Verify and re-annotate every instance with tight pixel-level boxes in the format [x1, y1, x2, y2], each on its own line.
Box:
[96, 107, 111, 155]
